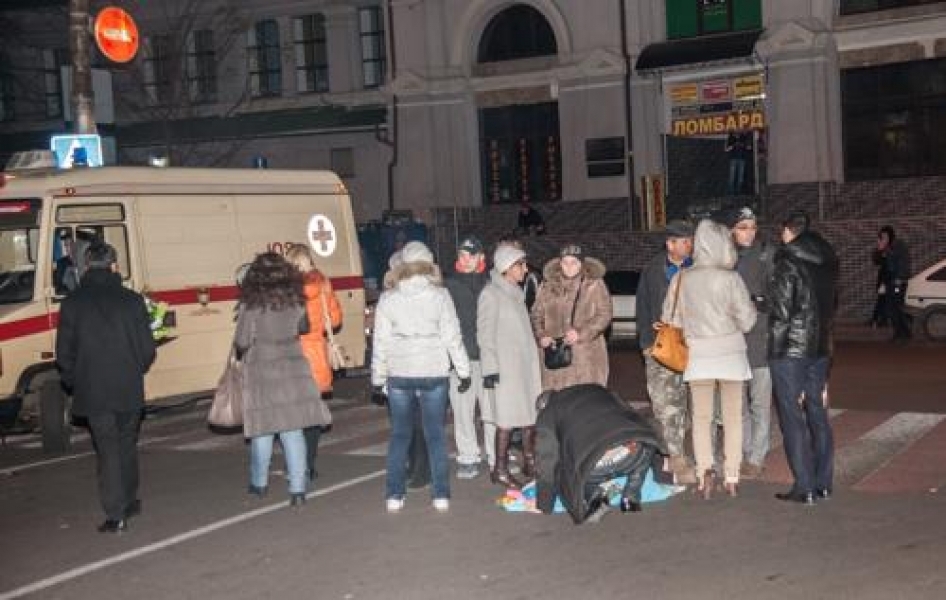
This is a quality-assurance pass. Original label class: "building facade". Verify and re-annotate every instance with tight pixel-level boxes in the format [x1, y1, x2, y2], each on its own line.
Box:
[1, 1, 946, 222]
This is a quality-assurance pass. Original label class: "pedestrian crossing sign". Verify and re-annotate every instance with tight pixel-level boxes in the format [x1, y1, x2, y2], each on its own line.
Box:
[50, 134, 104, 168]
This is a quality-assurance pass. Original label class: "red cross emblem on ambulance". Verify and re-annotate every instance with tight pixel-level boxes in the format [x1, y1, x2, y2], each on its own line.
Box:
[308, 214, 337, 257]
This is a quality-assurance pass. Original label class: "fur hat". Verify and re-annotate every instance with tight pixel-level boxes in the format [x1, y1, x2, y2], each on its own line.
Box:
[493, 244, 526, 274]
[400, 241, 434, 265]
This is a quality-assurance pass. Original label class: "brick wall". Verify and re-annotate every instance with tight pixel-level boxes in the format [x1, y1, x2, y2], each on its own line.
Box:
[427, 176, 946, 321]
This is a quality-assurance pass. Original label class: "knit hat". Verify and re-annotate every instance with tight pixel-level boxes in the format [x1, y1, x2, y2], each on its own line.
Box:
[458, 235, 484, 255]
[493, 244, 526, 274]
[664, 220, 694, 239]
[560, 244, 583, 260]
[400, 241, 434, 265]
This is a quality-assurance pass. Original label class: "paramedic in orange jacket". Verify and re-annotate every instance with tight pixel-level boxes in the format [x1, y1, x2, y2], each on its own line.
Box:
[287, 244, 343, 482]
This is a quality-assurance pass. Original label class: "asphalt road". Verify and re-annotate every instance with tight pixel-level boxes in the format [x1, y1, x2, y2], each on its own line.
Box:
[1, 339, 945, 599]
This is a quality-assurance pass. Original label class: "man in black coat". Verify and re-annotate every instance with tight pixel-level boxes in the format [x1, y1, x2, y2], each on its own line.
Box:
[535, 384, 664, 524]
[875, 226, 912, 342]
[768, 211, 838, 505]
[56, 242, 156, 533]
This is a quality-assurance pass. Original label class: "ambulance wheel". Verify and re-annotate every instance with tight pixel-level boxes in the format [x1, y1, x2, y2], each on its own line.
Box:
[39, 379, 72, 454]
[920, 307, 946, 342]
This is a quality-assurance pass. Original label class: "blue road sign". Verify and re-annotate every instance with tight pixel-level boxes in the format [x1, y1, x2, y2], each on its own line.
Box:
[50, 134, 104, 168]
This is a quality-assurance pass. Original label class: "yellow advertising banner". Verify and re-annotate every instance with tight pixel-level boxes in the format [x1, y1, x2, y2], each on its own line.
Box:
[671, 109, 765, 136]
[669, 83, 699, 105]
[733, 75, 763, 99]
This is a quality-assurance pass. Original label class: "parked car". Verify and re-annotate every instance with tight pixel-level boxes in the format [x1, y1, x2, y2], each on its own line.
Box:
[905, 258, 946, 342]
[603, 270, 639, 340]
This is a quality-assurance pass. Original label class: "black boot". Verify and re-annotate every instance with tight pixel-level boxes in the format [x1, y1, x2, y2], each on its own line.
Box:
[521, 426, 537, 480]
[491, 428, 523, 490]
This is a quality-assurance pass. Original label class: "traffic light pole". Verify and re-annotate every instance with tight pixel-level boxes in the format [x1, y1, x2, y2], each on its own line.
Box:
[69, 0, 96, 134]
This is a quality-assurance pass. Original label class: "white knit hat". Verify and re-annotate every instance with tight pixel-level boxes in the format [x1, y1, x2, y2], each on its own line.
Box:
[400, 241, 434, 264]
[493, 245, 526, 274]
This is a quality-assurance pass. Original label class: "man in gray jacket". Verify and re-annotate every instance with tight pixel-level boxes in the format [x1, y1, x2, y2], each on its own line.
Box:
[728, 207, 774, 478]
[635, 220, 695, 484]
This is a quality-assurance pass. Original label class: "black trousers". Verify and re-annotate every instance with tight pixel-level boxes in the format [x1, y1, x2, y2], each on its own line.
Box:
[304, 425, 322, 475]
[87, 410, 142, 521]
[886, 285, 912, 340]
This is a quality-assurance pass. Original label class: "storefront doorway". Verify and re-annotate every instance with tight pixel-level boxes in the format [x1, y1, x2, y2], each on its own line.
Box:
[478, 102, 562, 204]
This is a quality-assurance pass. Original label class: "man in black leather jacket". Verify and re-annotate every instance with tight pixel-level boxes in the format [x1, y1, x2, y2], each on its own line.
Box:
[768, 211, 838, 505]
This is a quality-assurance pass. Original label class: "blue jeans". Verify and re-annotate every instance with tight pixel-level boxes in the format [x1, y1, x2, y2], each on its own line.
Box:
[770, 357, 833, 493]
[385, 377, 450, 500]
[250, 429, 307, 495]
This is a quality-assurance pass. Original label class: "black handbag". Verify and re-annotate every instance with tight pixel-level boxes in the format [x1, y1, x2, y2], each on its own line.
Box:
[543, 338, 572, 370]
[543, 277, 582, 371]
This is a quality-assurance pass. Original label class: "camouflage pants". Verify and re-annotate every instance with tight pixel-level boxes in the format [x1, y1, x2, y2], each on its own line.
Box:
[644, 354, 690, 457]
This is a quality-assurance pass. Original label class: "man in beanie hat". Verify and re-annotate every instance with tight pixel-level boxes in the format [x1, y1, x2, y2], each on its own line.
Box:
[477, 243, 541, 489]
[728, 207, 775, 479]
[636, 220, 697, 485]
[444, 235, 490, 478]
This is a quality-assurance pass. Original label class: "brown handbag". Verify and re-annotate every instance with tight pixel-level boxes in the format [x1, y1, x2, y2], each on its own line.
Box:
[651, 273, 688, 372]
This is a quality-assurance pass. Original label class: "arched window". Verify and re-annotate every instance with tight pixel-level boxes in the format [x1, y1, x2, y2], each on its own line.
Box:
[477, 4, 557, 63]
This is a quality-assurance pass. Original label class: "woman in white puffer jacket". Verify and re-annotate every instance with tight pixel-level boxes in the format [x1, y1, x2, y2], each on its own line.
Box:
[371, 241, 470, 513]
[661, 219, 756, 499]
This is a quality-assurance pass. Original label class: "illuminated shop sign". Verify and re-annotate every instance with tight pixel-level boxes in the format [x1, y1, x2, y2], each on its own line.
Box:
[667, 74, 765, 136]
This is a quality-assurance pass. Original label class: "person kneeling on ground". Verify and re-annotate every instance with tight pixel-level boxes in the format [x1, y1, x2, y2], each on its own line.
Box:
[535, 384, 665, 524]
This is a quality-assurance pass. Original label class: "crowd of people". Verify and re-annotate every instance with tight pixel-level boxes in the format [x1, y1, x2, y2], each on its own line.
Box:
[60, 206, 846, 532]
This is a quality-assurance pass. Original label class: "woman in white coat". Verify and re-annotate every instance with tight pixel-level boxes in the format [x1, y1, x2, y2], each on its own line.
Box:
[371, 242, 470, 513]
[661, 219, 757, 499]
[477, 244, 542, 489]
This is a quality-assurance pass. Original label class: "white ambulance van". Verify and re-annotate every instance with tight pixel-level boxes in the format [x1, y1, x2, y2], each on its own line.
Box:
[0, 165, 365, 449]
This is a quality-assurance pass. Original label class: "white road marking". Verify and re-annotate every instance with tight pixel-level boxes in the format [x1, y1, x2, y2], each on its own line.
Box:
[0, 435, 178, 477]
[348, 442, 388, 456]
[0, 469, 387, 600]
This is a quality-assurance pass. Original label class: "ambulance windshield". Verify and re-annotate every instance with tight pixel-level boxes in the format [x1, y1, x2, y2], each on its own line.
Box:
[0, 199, 40, 304]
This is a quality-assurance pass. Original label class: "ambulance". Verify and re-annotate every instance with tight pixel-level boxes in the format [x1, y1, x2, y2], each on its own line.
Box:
[0, 164, 365, 449]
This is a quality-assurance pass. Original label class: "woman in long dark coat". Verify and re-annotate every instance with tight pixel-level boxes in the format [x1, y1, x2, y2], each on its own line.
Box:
[235, 253, 332, 506]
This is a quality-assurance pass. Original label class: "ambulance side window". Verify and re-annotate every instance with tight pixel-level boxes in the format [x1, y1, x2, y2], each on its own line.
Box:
[51, 223, 131, 298]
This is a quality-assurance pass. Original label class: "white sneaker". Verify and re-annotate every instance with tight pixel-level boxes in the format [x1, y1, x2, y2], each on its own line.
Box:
[386, 497, 405, 513]
[432, 498, 450, 512]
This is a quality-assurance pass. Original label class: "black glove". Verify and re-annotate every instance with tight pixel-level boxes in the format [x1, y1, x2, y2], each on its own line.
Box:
[370, 385, 387, 407]
[457, 377, 472, 393]
[483, 374, 499, 389]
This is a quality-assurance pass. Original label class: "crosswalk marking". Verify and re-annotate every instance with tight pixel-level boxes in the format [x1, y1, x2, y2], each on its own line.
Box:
[3, 397, 944, 494]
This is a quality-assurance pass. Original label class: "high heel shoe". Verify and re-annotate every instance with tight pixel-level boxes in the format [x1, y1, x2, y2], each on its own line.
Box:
[724, 481, 739, 497]
[696, 469, 716, 500]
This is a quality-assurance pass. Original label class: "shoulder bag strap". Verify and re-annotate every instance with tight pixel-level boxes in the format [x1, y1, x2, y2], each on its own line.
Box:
[319, 283, 336, 344]
[669, 271, 683, 320]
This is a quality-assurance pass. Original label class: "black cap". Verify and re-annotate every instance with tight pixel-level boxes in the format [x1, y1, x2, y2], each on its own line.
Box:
[560, 244, 583, 260]
[458, 235, 484, 255]
[664, 220, 694, 239]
